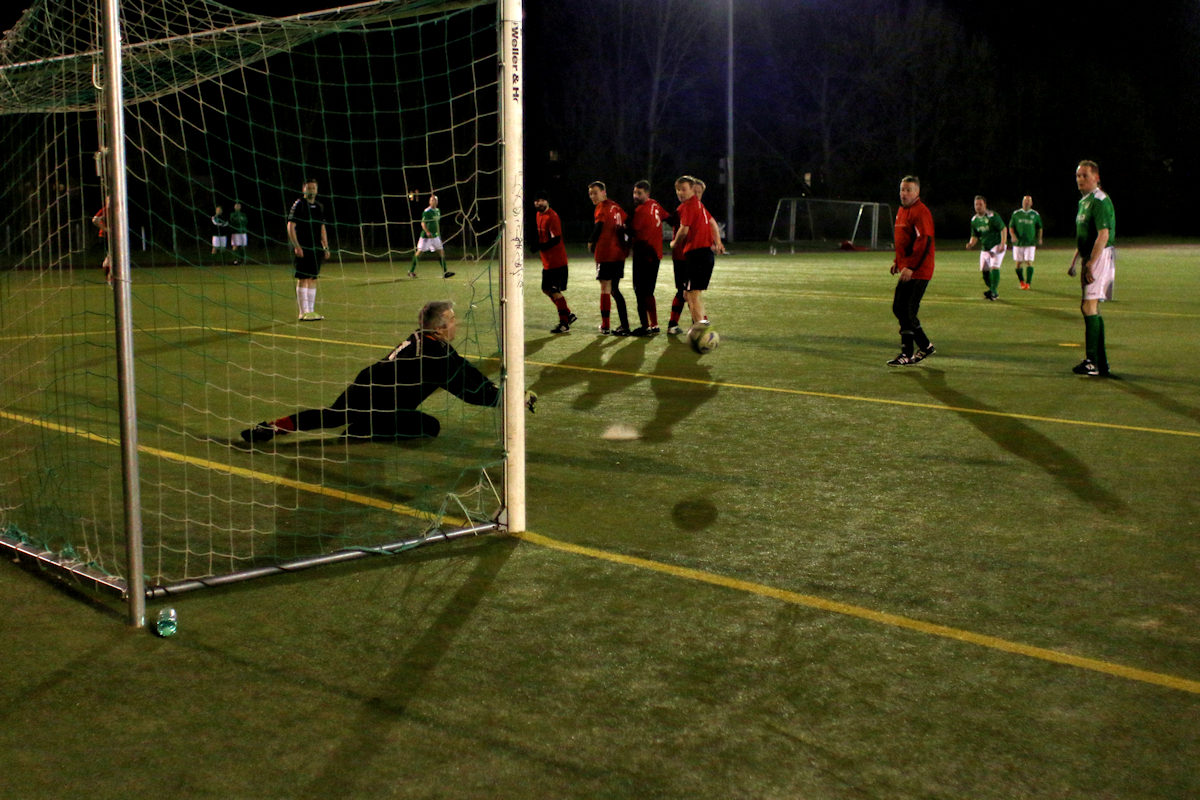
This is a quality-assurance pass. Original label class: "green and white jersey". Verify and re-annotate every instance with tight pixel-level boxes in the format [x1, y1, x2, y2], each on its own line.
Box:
[1008, 208, 1042, 246]
[1076, 189, 1115, 256]
[421, 207, 441, 238]
[970, 211, 1005, 250]
[229, 210, 248, 234]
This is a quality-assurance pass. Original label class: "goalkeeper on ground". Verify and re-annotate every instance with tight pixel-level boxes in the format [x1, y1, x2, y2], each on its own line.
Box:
[241, 300, 534, 442]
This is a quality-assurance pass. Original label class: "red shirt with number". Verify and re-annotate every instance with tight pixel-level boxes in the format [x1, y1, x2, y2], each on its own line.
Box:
[536, 207, 568, 269]
[592, 199, 629, 262]
[677, 196, 714, 253]
[893, 199, 936, 280]
[631, 198, 666, 259]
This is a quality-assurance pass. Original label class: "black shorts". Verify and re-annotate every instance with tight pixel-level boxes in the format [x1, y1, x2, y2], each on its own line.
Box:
[294, 250, 323, 280]
[684, 248, 715, 291]
[541, 265, 568, 293]
[672, 257, 688, 292]
[595, 260, 625, 282]
[631, 245, 661, 295]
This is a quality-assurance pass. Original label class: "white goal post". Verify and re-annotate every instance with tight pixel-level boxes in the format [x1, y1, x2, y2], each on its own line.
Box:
[768, 198, 894, 253]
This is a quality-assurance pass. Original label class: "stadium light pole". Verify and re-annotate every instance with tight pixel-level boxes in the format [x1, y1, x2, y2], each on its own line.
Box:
[725, 0, 734, 242]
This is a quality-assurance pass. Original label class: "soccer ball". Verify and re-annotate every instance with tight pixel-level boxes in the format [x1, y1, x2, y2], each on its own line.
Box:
[688, 325, 719, 354]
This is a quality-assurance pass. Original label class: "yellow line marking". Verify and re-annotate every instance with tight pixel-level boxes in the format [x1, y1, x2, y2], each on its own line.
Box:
[6, 406, 1197, 695]
[0, 408, 446, 526]
[9, 324, 1196, 439]
[513, 530, 1200, 695]
[522, 359, 1200, 439]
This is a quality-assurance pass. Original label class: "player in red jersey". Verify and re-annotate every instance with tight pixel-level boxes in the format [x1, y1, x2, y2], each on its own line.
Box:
[887, 175, 937, 366]
[91, 196, 112, 284]
[587, 181, 631, 335]
[629, 180, 666, 335]
[668, 175, 724, 331]
[533, 192, 577, 333]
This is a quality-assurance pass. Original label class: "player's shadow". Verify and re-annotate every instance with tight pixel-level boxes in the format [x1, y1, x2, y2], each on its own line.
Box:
[640, 347, 720, 442]
[1106, 376, 1200, 426]
[526, 337, 647, 410]
[298, 535, 519, 797]
[910, 367, 1124, 513]
[523, 334, 554, 359]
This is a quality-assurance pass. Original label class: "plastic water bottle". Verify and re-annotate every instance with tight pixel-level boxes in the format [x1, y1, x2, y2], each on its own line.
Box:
[154, 607, 178, 637]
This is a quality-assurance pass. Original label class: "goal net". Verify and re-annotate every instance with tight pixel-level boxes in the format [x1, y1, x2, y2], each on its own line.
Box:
[768, 197, 893, 253]
[0, 0, 521, 612]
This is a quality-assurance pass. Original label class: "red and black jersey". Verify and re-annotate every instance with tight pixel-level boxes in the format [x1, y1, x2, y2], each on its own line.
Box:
[591, 199, 628, 262]
[677, 196, 714, 253]
[631, 198, 666, 260]
[341, 331, 499, 414]
[894, 199, 936, 280]
[536, 208, 568, 269]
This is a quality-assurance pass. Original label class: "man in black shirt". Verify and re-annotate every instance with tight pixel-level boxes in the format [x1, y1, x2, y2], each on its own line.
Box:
[287, 178, 330, 321]
[241, 300, 534, 442]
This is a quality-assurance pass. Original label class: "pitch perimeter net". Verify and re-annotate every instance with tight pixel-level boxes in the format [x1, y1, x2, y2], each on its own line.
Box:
[0, 0, 512, 600]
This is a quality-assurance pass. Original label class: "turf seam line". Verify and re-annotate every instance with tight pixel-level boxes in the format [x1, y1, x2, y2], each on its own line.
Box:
[513, 530, 1200, 696]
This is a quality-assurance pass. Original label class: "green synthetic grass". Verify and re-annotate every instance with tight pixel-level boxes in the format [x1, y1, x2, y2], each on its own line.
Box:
[2, 242, 1198, 799]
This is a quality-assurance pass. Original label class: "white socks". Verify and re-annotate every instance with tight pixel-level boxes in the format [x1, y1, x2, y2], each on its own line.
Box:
[296, 286, 317, 314]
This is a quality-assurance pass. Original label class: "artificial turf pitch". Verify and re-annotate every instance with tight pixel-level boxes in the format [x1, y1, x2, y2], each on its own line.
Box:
[2, 241, 1197, 798]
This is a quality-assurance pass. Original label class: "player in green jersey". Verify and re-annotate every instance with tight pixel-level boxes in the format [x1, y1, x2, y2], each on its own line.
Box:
[1068, 160, 1116, 377]
[1008, 195, 1043, 289]
[966, 195, 1008, 300]
[228, 201, 249, 265]
[410, 194, 454, 279]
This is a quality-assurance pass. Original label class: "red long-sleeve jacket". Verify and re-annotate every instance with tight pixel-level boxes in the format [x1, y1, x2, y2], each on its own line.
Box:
[894, 199, 935, 280]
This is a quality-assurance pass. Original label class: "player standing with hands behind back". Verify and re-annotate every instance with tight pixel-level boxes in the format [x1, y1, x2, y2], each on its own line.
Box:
[1069, 160, 1116, 377]
[887, 175, 936, 366]
[288, 178, 330, 322]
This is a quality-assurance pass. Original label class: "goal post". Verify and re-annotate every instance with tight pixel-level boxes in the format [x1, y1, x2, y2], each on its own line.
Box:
[768, 197, 894, 253]
[0, 0, 524, 625]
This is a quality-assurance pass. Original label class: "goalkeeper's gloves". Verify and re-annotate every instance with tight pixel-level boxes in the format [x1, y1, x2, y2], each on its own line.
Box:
[525, 390, 538, 414]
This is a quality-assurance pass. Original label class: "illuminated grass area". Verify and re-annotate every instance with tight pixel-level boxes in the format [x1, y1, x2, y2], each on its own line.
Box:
[2, 243, 1197, 799]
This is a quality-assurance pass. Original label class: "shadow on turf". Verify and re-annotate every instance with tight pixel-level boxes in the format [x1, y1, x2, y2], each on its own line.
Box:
[1106, 377, 1200, 425]
[296, 534, 521, 796]
[909, 367, 1125, 513]
[526, 337, 651, 411]
[641, 350, 719, 442]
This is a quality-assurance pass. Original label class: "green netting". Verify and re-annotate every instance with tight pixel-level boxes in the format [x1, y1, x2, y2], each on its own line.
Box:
[0, 0, 507, 592]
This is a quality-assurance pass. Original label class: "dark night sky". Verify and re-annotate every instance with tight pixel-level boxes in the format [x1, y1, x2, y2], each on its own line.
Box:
[4, 0, 1199, 235]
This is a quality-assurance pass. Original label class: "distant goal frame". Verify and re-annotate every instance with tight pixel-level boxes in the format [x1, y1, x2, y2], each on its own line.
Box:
[768, 197, 893, 252]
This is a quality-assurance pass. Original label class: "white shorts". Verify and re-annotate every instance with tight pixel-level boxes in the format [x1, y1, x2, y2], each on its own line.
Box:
[979, 246, 1006, 271]
[1082, 247, 1115, 302]
[416, 236, 444, 253]
[230, 233, 248, 247]
[211, 235, 228, 248]
[1012, 246, 1036, 262]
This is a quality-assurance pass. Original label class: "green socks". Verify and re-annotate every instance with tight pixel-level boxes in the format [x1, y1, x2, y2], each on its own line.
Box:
[1084, 314, 1108, 372]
